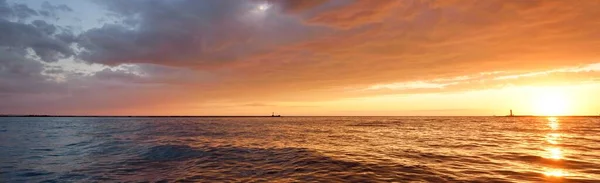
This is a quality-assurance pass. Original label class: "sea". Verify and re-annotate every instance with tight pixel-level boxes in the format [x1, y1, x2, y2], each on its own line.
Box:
[0, 116, 599, 182]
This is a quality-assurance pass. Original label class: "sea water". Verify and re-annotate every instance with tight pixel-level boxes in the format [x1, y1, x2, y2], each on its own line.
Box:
[1, 117, 599, 182]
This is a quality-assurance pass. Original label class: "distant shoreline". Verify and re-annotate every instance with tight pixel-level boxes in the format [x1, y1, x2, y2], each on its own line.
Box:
[1, 115, 598, 118]
[0, 115, 282, 118]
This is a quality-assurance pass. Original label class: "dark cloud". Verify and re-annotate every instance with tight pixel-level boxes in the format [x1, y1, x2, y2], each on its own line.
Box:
[0, 1, 188, 114]
[0, 1, 77, 103]
[0, 47, 44, 79]
[0, 20, 67, 96]
[77, 0, 325, 67]
[0, 47, 67, 101]
[0, 0, 10, 18]
[0, 0, 39, 20]
[31, 19, 56, 35]
[0, 1, 76, 65]
[0, 16, 75, 62]
[10, 3, 38, 19]
[41, 1, 72, 12]
[39, 1, 72, 19]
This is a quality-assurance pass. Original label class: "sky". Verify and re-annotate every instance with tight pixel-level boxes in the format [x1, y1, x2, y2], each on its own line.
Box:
[1, 0, 600, 116]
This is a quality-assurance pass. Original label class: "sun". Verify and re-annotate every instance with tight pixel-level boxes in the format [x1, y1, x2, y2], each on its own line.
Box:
[532, 90, 570, 116]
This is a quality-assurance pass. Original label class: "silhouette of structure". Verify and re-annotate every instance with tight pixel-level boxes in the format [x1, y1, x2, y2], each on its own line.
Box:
[271, 112, 281, 117]
[503, 109, 534, 117]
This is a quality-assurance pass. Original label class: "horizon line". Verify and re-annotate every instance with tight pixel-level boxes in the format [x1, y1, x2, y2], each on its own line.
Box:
[1, 114, 599, 118]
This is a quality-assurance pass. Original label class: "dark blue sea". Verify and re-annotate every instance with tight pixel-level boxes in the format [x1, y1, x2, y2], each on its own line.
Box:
[1, 117, 599, 182]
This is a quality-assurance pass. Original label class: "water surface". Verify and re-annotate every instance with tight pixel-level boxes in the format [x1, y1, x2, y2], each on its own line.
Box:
[1, 117, 599, 182]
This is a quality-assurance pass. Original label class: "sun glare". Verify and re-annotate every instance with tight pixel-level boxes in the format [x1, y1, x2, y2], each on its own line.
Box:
[532, 90, 570, 116]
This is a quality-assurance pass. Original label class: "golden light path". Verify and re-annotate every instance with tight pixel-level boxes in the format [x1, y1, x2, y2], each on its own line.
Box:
[548, 117, 559, 130]
[545, 133, 561, 145]
[543, 117, 567, 178]
[544, 169, 566, 177]
[546, 147, 563, 160]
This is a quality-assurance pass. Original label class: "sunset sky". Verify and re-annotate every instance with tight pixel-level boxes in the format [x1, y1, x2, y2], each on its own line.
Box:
[1, 0, 600, 116]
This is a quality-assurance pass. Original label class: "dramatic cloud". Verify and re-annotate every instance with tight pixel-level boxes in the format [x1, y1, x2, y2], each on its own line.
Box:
[2, 0, 600, 115]
[225, 0, 600, 92]
[305, 0, 402, 28]
[1, 9, 75, 63]
[0, 3, 74, 99]
[275, 0, 329, 13]
[0, 0, 38, 20]
[39, 1, 72, 18]
[77, 0, 327, 67]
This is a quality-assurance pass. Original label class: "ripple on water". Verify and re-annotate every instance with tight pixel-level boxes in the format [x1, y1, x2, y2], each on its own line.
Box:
[141, 144, 207, 162]
[1, 117, 599, 182]
[16, 169, 53, 177]
[31, 148, 54, 152]
[110, 144, 458, 182]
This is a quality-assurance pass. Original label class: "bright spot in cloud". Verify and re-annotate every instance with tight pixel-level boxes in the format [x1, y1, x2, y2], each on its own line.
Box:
[256, 3, 271, 12]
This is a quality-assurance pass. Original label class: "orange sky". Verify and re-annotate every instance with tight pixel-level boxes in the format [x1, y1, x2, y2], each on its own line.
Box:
[1, 0, 600, 116]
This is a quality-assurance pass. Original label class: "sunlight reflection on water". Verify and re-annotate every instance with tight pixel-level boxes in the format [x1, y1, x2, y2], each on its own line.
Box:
[548, 117, 559, 130]
[546, 147, 563, 160]
[545, 133, 561, 145]
[1, 116, 599, 182]
[543, 117, 566, 178]
[544, 168, 567, 177]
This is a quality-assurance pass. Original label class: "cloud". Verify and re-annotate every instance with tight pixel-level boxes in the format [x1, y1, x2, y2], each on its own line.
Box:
[242, 103, 276, 107]
[0, 1, 178, 114]
[304, 0, 402, 28]
[0, 19, 75, 62]
[41, 1, 72, 12]
[1, 1, 72, 20]
[0, 47, 57, 96]
[39, 1, 73, 18]
[224, 0, 600, 93]
[77, 0, 327, 67]
[2, 1, 38, 20]
[351, 64, 600, 98]
[0, 0, 10, 18]
[275, 0, 329, 13]
[75, 0, 600, 86]
[0, 1, 78, 99]
[2, 0, 600, 115]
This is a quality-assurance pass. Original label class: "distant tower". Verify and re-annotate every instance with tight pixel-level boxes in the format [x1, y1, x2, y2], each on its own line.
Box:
[510, 109, 514, 117]
[272, 112, 274, 117]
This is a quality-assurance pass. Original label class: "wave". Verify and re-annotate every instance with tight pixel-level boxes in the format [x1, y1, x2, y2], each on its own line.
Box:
[60, 144, 457, 182]
[141, 144, 206, 162]
[2, 117, 600, 182]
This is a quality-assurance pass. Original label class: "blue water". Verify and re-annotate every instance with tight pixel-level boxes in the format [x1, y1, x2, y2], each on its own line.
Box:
[1, 117, 599, 182]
